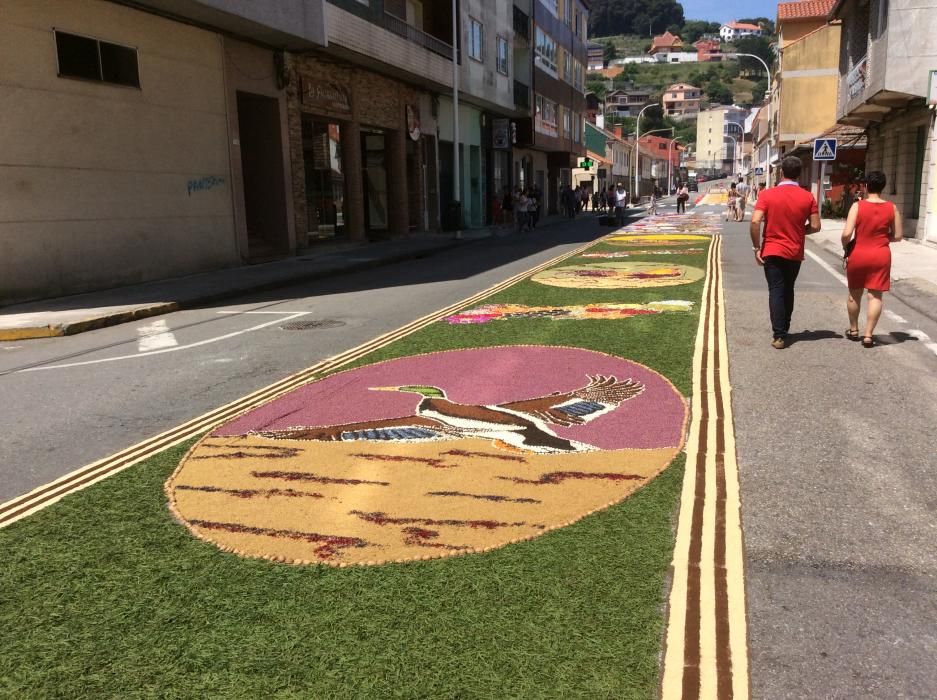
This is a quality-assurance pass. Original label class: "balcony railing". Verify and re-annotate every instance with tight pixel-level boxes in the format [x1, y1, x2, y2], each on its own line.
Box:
[514, 80, 530, 110]
[846, 54, 868, 99]
[513, 6, 530, 41]
[384, 12, 453, 60]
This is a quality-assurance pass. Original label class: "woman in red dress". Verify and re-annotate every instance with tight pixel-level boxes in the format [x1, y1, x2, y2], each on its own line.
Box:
[842, 171, 904, 347]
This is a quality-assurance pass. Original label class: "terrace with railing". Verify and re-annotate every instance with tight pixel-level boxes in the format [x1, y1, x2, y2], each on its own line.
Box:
[384, 12, 453, 60]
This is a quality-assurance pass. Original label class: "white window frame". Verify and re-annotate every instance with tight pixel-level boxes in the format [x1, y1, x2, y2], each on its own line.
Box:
[468, 17, 484, 62]
[535, 27, 557, 75]
[496, 35, 509, 75]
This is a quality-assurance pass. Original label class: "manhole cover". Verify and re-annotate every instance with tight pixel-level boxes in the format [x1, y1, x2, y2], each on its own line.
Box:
[280, 319, 346, 330]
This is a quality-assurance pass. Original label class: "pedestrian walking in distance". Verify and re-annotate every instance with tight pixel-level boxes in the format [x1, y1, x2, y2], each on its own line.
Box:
[676, 182, 689, 214]
[736, 177, 750, 221]
[749, 156, 821, 349]
[614, 183, 628, 227]
[841, 171, 904, 347]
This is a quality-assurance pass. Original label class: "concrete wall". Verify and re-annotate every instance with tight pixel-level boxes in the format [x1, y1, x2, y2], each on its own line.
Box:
[885, 1, 937, 98]
[460, 0, 514, 113]
[779, 24, 841, 144]
[0, 0, 236, 304]
[864, 105, 933, 240]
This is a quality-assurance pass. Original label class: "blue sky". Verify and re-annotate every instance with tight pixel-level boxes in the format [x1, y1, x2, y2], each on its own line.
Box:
[682, 0, 779, 22]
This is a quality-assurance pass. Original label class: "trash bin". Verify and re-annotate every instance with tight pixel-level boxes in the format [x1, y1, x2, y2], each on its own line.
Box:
[443, 201, 463, 231]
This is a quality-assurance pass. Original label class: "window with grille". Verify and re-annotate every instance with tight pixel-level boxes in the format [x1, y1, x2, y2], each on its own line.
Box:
[55, 31, 139, 88]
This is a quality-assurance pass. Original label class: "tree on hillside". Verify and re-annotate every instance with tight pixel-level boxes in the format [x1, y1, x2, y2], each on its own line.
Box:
[680, 20, 721, 43]
[589, 0, 685, 38]
[603, 40, 617, 67]
[705, 79, 734, 105]
[734, 35, 775, 75]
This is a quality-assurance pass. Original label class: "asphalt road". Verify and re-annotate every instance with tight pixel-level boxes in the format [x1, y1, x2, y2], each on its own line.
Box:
[717, 201, 937, 698]
[0, 217, 615, 502]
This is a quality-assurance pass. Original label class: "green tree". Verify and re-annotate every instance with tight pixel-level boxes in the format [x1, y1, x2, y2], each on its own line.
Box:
[680, 20, 721, 44]
[705, 79, 734, 105]
[603, 40, 617, 67]
[723, 61, 741, 80]
[588, 0, 685, 37]
[734, 35, 775, 75]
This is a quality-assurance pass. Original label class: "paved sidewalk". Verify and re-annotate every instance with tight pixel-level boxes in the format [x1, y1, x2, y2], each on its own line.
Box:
[810, 217, 937, 321]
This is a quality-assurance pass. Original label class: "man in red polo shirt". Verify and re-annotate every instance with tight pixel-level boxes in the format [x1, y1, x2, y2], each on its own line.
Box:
[750, 156, 821, 349]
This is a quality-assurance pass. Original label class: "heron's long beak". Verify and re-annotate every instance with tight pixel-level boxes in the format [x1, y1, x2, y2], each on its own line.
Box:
[368, 386, 399, 392]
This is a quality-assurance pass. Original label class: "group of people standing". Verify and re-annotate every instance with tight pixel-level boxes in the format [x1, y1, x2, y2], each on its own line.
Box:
[494, 186, 542, 234]
[749, 156, 903, 349]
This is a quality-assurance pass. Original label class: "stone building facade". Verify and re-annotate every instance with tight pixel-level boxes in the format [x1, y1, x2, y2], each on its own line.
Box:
[285, 53, 438, 243]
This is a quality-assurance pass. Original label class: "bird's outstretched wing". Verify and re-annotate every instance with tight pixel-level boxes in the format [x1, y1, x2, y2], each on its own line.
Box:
[498, 375, 644, 427]
[250, 416, 447, 442]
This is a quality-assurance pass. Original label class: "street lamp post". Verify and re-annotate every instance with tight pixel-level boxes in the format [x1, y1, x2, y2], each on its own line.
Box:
[631, 127, 675, 197]
[734, 52, 773, 175]
[451, 0, 460, 234]
[634, 103, 656, 202]
[723, 134, 738, 177]
[668, 136, 683, 193]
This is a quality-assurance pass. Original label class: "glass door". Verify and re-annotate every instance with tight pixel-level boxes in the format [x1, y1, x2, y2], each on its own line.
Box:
[302, 118, 346, 241]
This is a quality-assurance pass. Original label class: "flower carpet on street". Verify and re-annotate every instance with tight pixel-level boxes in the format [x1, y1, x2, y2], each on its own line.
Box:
[443, 300, 694, 324]
[1, 214, 718, 698]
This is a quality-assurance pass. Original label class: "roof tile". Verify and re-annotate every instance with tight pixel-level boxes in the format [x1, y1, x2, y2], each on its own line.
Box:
[777, 0, 836, 20]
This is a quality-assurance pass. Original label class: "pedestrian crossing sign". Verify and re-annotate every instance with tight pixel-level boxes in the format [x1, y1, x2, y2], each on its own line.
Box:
[813, 138, 837, 161]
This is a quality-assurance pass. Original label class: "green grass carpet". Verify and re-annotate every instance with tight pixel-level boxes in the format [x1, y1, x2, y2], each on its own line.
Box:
[0, 234, 709, 699]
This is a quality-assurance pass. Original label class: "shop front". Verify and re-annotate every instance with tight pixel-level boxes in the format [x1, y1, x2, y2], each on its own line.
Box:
[287, 55, 437, 244]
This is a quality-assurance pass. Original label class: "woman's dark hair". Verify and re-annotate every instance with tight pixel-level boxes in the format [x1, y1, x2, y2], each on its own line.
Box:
[781, 155, 803, 180]
[865, 171, 887, 194]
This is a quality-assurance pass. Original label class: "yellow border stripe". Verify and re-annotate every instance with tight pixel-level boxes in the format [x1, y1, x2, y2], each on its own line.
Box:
[0, 238, 602, 529]
[661, 236, 749, 698]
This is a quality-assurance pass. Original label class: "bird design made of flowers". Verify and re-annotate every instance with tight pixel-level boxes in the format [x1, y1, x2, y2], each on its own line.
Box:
[250, 375, 645, 455]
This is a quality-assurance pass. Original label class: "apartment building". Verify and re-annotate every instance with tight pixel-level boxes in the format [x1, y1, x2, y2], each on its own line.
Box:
[696, 105, 748, 175]
[831, 0, 936, 242]
[514, 0, 589, 214]
[0, 0, 326, 304]
[604, 88, 654, 119]
[663, 83, 702, 119]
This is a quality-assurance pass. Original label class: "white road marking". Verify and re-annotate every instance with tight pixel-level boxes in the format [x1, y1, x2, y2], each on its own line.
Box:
[805, 248, 848, 285]
[216, 311, 308, 315]
[884, 310, 907, 324]
[807, 248, 937, 357]
[907, 330, 937, 358]
[136, 320, 178, 352]
[18, 312, 310, 372]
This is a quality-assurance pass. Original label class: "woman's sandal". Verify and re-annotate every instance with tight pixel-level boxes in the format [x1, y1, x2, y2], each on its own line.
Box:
[861, 336, 875, 348]
[845, 329, 860, 341]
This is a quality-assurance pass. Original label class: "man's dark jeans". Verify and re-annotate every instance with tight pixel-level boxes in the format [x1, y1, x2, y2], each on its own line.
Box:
[763, 256, 802, 339]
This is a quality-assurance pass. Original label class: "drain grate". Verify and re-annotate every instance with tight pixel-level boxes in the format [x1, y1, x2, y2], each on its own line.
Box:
[280, 319, 346, 330]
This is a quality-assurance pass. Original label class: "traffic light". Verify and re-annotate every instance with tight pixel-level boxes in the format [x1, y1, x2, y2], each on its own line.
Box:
[580, 158, 594, 168]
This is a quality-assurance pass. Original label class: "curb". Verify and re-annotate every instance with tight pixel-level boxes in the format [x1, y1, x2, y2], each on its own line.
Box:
[0, 303, 180, 341]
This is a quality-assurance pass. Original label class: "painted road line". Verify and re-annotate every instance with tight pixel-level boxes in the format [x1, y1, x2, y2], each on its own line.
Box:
[662, 236, 749, 699]
[0, 239, 601, 528]
[137, 320, 179, 352]
[806, 249, 937, 357]
[884, 310, 907, 324]
[804, 248, 847, 286]
[19, 312, 311, 372]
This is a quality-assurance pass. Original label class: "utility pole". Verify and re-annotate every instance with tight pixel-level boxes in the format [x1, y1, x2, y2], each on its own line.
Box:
[451, 0, 461, 234]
